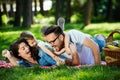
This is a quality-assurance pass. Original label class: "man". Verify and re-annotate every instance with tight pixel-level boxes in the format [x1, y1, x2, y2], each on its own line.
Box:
[41, 25, 102, 66]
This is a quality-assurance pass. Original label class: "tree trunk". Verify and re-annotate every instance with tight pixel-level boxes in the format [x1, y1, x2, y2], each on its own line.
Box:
[105, 0, 112, 21]
[66, 0, 71, 23]
[0, 8, 2, 26]
[22, 0, 32, 27]
[55, 0, 60, 24]
[93, 0, 98, 16]
[14, 0, 23, 27]
[9, 3, 14, 17]
[34, 0, 37, 16]
[85, 0, 92, 25]
[2, 3, 7, 15]
[39, 0, 44, 15]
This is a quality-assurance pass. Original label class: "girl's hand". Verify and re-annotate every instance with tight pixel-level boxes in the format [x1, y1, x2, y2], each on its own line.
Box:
[2, 49, 12, 58]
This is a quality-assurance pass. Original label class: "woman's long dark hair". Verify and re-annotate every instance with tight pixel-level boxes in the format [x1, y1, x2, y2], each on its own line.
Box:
[9, 38, 40, 61]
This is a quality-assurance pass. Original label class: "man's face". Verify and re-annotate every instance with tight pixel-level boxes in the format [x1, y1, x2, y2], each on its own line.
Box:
[44, 33, 64, 51]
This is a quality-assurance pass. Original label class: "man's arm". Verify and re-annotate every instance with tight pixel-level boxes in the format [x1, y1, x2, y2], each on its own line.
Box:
[83, 37, 101, 64]
[65, 43, 80, 66]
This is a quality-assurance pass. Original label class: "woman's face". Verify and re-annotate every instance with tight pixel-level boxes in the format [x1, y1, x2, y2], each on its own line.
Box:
[18, 42, 31, 59]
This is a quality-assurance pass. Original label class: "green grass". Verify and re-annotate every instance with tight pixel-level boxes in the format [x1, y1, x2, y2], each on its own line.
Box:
[0, 22, 120, 80]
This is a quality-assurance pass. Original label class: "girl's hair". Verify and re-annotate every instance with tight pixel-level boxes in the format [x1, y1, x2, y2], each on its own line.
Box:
[20, 31, 35, 40]
[9, 38, 40, 60]
[42, 25, 64, 36]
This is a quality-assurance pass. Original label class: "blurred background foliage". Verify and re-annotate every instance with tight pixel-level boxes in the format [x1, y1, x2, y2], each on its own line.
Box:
[0, 0, 120, 29]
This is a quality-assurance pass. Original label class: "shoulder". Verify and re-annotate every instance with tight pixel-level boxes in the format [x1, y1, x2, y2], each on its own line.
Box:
[68, 30, 84, 34]
[68, 30, 85, 36]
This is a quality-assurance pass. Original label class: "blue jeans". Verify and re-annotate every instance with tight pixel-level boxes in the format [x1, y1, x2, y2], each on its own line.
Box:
[93, 38, 105, 52]
[18, 60, 33, 67]
[37, 49, 56, 66]
[18, 49, 56, 67]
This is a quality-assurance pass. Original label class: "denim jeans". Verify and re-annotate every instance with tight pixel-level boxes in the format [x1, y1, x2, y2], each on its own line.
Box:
[37, 49, 56, 66]
[93, 38, 105, 52]
[18, 49, 56, 67]
[18, 60, 33, 67]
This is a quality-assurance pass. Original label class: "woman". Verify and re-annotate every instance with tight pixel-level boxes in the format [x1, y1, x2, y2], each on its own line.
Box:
[2, 38, 59, 67]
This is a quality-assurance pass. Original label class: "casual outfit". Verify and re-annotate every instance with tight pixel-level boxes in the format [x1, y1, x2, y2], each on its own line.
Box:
[68, 30, 105, 65]
[18, 40, 56, 67]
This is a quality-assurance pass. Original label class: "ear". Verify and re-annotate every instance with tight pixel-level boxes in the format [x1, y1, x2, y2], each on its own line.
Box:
[59, 34, 64, 40]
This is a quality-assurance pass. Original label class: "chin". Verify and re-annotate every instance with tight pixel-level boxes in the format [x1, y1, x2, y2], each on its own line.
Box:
[55, 47, 59, 51]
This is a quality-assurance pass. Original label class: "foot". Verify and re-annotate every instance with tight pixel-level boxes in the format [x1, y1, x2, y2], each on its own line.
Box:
[57, 17, 65, 30]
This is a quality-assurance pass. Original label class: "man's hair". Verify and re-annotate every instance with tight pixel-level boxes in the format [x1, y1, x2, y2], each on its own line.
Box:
[40, 26, 49, 36]
[20, 31, 35, 40]
[42, 25, 64, 36]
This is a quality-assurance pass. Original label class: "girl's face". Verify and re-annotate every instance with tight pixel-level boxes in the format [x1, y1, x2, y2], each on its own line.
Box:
[18, 42, 31, 59]
[27, 39, 37, 47]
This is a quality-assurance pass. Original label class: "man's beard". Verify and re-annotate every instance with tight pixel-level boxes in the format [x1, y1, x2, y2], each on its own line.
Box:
[56, 41, 64, 51]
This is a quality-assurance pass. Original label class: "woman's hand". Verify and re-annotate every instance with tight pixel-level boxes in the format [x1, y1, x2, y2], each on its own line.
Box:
[2, 49, 12, 58]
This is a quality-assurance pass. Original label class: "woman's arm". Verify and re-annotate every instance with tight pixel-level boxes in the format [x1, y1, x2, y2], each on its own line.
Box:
[83, 37, 101, 64]
[2, 49, 19, 66]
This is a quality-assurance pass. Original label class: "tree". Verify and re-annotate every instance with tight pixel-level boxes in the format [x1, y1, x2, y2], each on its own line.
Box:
[0, 6, 2, 26]
[9, 3, 14, 17]
[39, 0, 44, 15]
[84, 0, 92, 25]
[2, 3, 7, 15]
[22, 0, 32, 27]
[34, 0, 37, 16]
[66, 0, 71, 23]
[14, 0, 23, 27]
[55, 0, 60, 24]
[105, 0, 112, 21]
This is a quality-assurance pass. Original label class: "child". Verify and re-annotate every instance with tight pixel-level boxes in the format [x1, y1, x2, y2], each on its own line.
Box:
[20, 31, 63, 65]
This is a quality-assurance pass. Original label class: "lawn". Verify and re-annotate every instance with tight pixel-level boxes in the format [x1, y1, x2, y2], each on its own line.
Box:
[0, 22, 120, 80]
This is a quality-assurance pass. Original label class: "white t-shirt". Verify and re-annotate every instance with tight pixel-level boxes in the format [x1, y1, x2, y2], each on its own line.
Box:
[68, 30, 94, 65]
